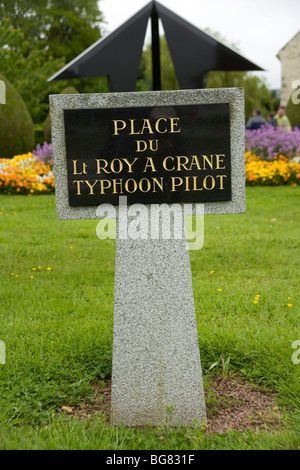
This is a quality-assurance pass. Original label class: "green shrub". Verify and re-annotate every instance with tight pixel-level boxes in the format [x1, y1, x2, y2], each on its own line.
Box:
[0, 73, 34, 158]
[286, 87, 300, 127]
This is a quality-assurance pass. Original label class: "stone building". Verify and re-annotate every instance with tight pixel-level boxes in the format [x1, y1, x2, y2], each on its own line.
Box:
[277, 30, 300, 106]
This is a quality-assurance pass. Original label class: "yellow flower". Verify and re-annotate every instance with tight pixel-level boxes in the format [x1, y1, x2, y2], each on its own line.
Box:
[30, 275, 34, 279]
[218, 289, 222, 292]
[210, 270, 214, 274]
[287, 303, 293, 307]
[46, 267, 52, 271]
[253, 300, 258, 304]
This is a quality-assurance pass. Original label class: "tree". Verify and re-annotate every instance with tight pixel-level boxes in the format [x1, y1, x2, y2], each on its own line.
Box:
[0, 0, 103, 62]
[42, 0, 103, 62]
[0, 19, 66, 123]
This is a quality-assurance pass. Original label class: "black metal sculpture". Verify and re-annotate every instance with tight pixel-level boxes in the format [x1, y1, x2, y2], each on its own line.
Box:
[48, 0, 263, 91]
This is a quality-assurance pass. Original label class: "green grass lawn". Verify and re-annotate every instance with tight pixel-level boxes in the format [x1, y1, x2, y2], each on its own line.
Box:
[0, 186, 299, 450]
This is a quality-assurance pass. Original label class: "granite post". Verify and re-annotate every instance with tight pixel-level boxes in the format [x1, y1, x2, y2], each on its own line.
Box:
[110, 205, 206, 426]
[50, 87, 245, 428]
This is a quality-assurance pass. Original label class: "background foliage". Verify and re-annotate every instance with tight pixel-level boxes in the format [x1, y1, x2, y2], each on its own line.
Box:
[0, 73, 34, 157]
[1, 1, 280, 133]
[137, 32, 279, 121]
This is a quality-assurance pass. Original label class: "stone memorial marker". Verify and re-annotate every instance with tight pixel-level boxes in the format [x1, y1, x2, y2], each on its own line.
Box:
[50, 88, 245, 427]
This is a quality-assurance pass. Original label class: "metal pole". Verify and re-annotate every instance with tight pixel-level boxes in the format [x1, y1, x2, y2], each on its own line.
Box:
[151, 3, 161, 91]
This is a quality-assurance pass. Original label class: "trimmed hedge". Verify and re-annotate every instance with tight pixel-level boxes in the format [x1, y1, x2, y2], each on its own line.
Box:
[0, 73, 34, 158]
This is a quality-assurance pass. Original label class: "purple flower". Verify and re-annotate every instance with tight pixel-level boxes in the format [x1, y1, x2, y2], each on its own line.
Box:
[32, 142, 53, 166]
[245, 124, 300, 160]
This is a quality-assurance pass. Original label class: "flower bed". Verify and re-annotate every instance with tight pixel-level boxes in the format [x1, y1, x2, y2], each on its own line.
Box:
[0, 152, 54, 194]
[245, 124, 300, 160]
[1, 139, 300, 194]
[245, 151, 300, 186]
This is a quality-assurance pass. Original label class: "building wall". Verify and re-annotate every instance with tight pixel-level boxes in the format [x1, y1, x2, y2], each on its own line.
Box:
[277, 31, 300, 106]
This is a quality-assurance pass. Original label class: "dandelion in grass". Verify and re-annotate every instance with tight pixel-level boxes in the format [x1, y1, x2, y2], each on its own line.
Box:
[287, 303, 293, 307]
[46, 267, 52, 271]
[30, 276, 34, 279]
[218, 289, 222, 292]
[210, 270, 215, 274]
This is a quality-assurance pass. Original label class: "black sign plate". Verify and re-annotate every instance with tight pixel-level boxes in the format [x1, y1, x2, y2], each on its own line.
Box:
[64, 103, 231, 206]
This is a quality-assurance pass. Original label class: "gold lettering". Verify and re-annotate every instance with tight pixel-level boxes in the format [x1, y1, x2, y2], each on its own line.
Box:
[162, 156, 175, 171]
[152, 177, 164, 192]
[189, 155, 202, 170]
[215, 154, 226, 170]
[155, 118, 168, 133]
[112, 179, 124, 194]
[139, 178, 152, 193]
[185, 176, 190, 191]
[202, 155, 214, 170]
[149, 139, 159, 152]
[123, 158, 138, 172]
[203, 175, 216, 190]
[136, 140, 147, 152]
[129, 119, 140, 135]
[170, 117, 181, 133]
[110, 159, 123, 173]
[125, 179, 138, 193]
[99, 179, 111, 194]
[176, 156, 190, 171]
[96, 159, 111, 174]
[113, 120, 126, 135]
[216, 174, 227, 189]
[140, 119, 154, 134]
[143, 157, 157, 172]
[72, 160, 87, 175]
[192, 176, 203, 191]
[73, 180, 84, 195]
[85, 180, 98, 195]
[171, 176, 183, 191]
